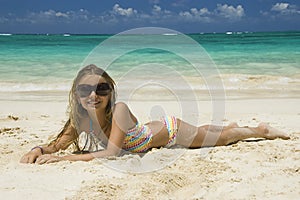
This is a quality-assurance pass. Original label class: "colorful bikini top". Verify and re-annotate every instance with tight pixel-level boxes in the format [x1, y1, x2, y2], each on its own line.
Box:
[123, 121, 153, 153]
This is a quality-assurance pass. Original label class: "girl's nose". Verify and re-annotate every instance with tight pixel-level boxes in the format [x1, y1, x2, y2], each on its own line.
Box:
[89, 90, 97, 97]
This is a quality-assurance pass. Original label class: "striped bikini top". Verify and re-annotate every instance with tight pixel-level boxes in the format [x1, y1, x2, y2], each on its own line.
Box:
[123, 121, 153, 153]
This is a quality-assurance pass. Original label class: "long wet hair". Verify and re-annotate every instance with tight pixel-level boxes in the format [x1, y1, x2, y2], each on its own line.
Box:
[49, 64, 116, 151]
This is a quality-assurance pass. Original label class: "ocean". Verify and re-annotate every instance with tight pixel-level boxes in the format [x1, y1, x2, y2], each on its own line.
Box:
[0, 31, 299, 101]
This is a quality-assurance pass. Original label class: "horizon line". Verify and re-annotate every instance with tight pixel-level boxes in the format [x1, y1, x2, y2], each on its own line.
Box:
[0, 30, 300, 36]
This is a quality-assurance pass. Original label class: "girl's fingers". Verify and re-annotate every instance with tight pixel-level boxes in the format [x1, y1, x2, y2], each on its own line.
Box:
[36, 158, 43, 165]
[36, 155, 61, 164]
[36, 155, 48, 164]
[46, 158, 58, 164]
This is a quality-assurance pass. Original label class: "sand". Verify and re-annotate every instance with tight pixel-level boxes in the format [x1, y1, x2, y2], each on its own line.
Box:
[0, 96, 299, 199]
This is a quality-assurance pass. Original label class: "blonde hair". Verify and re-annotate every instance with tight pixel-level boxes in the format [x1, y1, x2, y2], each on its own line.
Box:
[49, 64, 116, 151]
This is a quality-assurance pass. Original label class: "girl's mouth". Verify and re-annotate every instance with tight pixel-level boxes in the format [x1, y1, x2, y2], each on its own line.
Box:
[87, 100, 101, 107]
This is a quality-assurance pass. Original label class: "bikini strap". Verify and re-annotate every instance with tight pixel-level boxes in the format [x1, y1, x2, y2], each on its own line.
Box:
[89, 119, 93, 134]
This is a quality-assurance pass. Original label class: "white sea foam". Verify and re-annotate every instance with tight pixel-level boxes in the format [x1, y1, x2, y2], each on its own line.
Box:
[0, 82, 71, 92]
[1, 74, 298, 94]
[0, 33, 12, 36]
[1, 74, 299, 101]
[162, 33, 178, 36]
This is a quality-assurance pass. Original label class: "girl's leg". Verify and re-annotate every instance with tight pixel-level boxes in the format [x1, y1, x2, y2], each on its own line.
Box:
[176, 119, 290, 148]
[200, 122, 239, 132]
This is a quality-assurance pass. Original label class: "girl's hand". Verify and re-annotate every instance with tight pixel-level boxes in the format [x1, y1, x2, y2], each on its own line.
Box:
[20, 148, 43, 164]
[36, 154, 62, 165]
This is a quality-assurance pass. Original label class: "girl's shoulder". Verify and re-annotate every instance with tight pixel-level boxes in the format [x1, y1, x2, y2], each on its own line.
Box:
[113, 102, 131, 111]
[113, 102, 137, 124]
[114, 101, 129, 107]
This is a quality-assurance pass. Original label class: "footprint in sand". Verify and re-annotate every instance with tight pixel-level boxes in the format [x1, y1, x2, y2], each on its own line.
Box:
[1, 150, 14, 154]
[0, 115, 19, 121]
[0, 127, 21, 136]
[8, 115, 19, 121]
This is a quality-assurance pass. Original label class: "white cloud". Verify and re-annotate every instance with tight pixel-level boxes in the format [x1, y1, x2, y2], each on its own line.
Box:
[271, 2, 300, 14]
[20, 10, 69, 24]
[215, 4, 244, 20]
[153, 5, 162, 13]
[179, 11, 193, 19]
[41, 10, 69, 18]
[179, 7, 211, 22]
[271, 3, 289, 11]
[112, 4, 137, 16]
[191, 8, 210, 16]
[0, 4, 247, 27]
[55, 12, 69, 18]
[179, 4, 244, 22]
[152, 5, 172, 15]
[8, 5, 138, 26]
[0, 3, 253, 28]
[147, 5, 174, 24]
[11, 9, 95, 25]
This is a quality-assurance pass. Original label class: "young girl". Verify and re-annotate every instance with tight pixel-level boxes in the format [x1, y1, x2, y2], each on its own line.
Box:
[20, 64, 289, 164]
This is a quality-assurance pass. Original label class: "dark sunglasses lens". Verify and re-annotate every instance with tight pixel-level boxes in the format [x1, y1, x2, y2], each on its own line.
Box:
[77, 85, 92, 97]
[96, 83, 111, 96]
[97, 83, 110, 90]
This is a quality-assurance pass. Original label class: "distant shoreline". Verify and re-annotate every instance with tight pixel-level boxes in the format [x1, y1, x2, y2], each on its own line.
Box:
[1, 30, 300, 36]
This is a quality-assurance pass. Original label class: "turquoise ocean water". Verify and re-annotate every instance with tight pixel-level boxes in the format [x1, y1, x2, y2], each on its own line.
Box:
[0, 31, 299, 100]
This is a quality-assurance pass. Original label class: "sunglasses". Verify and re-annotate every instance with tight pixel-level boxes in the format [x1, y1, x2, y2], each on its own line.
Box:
[76, 83, 111, 98]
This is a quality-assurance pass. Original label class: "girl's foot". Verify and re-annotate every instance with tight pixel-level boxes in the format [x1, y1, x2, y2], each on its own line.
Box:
[258, 123, 290, 140]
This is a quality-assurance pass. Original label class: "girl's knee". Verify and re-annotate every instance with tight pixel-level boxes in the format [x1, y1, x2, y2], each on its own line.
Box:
[217, 131, 232, 146]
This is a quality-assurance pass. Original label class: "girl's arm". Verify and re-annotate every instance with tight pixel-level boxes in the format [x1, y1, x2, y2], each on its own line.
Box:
[36, 102, 135, 164]
[36, 149, 118, 164]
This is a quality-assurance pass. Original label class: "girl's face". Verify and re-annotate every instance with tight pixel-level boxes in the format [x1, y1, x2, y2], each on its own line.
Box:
[76, 75, 111, 112]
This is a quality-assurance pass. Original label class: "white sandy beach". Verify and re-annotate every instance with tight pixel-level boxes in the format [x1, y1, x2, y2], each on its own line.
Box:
[0, 93, 299, 199]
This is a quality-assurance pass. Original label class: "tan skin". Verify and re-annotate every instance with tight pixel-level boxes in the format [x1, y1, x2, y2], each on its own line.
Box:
[20, 75, 290, 164]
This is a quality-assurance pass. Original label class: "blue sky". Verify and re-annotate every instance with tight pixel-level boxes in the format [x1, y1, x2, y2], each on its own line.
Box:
[0, 0, 299, 34]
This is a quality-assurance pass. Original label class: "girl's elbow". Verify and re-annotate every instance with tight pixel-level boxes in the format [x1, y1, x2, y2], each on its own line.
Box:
[107, 149, 121, 157]
[91, 149, 121, 159]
